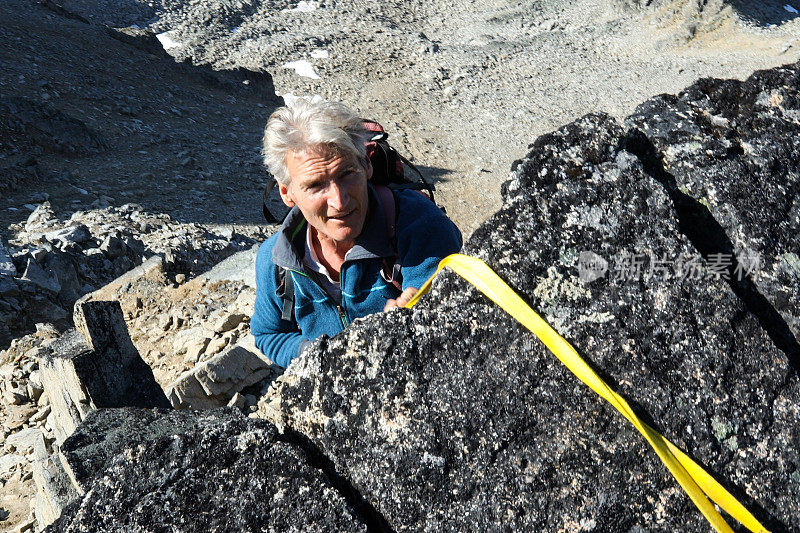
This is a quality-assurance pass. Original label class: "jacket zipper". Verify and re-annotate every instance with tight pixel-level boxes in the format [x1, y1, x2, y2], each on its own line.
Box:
[289, 268, 349, 329]
[336, 305, 348, 328]
[337, 268, 349, 327]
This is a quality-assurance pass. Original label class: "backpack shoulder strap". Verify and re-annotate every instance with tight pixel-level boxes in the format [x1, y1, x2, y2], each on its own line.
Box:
[374, 184, 396, 239]
[374, 185, 403, 291]
[276, 267, 295, 322]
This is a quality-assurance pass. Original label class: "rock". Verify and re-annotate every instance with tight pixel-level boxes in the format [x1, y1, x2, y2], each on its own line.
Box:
[6, 428, 45, 456]
[27, 296, 69, 326]
[171, 325, 210, 354]
[42, 253, 82, 304]
[32, 452, 81, 530]
[23, 202, 58, 233]
[29, 405, 51, 424]
[48, 408, 369, 532]
[98, 234, 126, 258]
[156, 313, 172, 331]
[183, 335, 211, 362]
[30, 247, 48, 263]
[20, 259, 60, 294]
[200, 243, 258, 288]
[167, 335, 277, 409]
[85, 255, 164, 299]
[2, 404, 38, 432]
[26, 380, 44, 403]
[43, 224, 92, 248]
[0, 454, 26, 477]
[0, 241, 15, 277]
[0, 276, 20, 297]
[262, 110, 799, 530]
[205, 334, 229, 356]
[38, 300, 170, 443]
[218, 226, 235, 240]
[12, 517, 35, 533]
[234, 289, 256, 315]
[3, 386, 28, 405]
[213, 312, 246, 334]
[28, 369, 42, 388]
[625, 62, 800, 344]
[227, 391, 246, 410]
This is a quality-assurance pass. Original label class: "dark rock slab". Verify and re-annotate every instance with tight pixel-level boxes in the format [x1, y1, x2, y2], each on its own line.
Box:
[265, 110, 800, 531]
[48, 408, 368, 532]
[626, 61, 800, 347]
[39, 300, 170, 442]
[71, 299, 169, 410]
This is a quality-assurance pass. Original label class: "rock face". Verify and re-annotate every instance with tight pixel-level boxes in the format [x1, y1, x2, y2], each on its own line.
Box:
[48, 408, 369, 532]
[261, 63, 800, 532]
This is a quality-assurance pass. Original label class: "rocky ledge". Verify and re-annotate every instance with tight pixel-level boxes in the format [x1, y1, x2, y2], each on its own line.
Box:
[51, 61, 799, 531]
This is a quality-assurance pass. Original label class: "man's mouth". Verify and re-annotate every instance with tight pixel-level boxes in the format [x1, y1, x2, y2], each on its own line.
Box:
[327, 209, 355, 221]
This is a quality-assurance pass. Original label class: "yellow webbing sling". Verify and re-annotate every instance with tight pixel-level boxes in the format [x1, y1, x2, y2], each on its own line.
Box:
[404, 254, 768, 533]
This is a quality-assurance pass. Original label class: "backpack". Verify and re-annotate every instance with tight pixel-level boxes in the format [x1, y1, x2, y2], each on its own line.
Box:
[265, 119, 437, 323]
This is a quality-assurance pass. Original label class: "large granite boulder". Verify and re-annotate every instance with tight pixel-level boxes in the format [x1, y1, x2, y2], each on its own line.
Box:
[626, 62, 800, 348]
[48, 408, 370, 532]
[261, 64, 800, 531]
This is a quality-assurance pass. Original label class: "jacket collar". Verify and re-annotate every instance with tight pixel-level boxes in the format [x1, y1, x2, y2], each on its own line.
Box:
[271, 184, 394, 271]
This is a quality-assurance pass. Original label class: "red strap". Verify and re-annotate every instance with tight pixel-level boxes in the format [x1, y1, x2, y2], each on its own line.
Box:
[362, 120, 384, 133]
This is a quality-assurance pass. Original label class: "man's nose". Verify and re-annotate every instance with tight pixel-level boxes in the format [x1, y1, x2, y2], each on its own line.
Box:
[327, 181, 349, 211]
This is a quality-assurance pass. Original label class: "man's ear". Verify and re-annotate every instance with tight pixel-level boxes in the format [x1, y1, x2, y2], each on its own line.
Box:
[363, 157, 373, 181]
[278, 182, 295, 208]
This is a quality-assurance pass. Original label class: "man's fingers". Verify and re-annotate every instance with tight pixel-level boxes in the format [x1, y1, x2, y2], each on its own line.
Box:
[383, 298, 398, 312]
[396, 287, 418, 307]
[384, 287, 419, 312]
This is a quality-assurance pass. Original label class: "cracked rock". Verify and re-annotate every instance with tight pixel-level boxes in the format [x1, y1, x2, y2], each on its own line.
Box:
[49, 408, 368, 532]
[625, 62, 800, 344]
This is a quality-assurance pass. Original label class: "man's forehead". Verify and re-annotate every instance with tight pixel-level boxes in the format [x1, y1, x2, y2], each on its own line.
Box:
[287, 148, 359, 177]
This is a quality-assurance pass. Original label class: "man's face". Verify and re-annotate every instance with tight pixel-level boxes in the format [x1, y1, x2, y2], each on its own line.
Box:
[279, 149, 371, 247]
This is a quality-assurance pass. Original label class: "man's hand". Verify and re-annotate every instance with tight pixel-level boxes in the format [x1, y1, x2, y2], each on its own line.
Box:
[384, 287, 418, 311]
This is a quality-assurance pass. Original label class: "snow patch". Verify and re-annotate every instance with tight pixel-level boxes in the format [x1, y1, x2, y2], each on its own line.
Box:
[156, 32, 181, 50]
[785, 4, 799, 14]
[281, 60, 321, 79]
[310, 49, 329, 59]
[284, 1, 319, 12]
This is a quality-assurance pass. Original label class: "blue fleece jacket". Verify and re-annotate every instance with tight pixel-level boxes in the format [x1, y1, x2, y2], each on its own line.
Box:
[251, 186, 462, 368]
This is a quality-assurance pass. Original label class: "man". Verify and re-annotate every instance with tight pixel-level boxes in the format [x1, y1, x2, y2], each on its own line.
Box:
[251, 97, 462, 368]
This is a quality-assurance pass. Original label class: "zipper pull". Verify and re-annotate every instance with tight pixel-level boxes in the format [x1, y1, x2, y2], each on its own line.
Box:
[336, 305, 348, 328]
